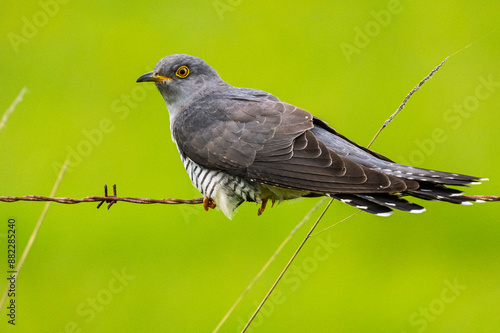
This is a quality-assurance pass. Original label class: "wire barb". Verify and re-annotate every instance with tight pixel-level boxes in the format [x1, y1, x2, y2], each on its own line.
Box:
[96, 184, 119, 209]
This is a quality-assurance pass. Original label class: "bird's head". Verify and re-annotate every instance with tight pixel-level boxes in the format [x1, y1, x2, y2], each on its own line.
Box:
[137, 54, 224, 119]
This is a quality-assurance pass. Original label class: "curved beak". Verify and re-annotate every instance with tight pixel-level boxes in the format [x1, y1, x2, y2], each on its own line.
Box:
[136, 71, 172, 83]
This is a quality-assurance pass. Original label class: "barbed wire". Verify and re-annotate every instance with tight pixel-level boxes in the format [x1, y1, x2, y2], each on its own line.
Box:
[467, 195, 500, 202]
[0, 185, 498, 210]
[0, 184, 203, 209]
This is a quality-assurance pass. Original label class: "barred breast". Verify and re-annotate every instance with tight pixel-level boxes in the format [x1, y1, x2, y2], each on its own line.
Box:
[179, 152, 260, 218]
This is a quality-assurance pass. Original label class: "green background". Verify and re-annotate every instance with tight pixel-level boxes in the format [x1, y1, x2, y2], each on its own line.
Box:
[1, 1, 499, 332]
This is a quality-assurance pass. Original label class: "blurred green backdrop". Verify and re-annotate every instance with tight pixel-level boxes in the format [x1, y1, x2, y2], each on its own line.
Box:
[1, 1, 499, 332]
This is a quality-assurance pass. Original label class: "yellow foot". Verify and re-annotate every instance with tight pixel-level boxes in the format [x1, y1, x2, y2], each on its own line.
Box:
[203, 197, 216, 211]
[257, 199, 268, 216]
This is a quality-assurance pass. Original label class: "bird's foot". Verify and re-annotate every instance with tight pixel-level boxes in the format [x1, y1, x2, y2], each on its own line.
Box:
[203, 197, 216, 211]
[257, 199, 268, 216]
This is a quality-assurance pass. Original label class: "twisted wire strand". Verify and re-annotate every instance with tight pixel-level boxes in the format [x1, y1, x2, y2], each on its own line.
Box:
[0, 184, 203, 208]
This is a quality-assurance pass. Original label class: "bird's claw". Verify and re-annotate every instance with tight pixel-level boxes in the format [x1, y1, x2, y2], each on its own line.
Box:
[203, 197, 216, 211]
[257, 199, 269, 216]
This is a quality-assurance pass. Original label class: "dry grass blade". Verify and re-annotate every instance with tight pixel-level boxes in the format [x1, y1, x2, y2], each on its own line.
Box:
[0, 160, 68, 309]
[367, 58, 447, 149]
[241, 198, 334, 333]
[0, 87, 27, 133]
[212, 198, 327, 333]
[310, 211, 361, 237]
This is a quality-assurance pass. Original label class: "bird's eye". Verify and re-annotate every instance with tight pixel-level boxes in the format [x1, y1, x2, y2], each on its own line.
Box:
[175, 66, 189, 78]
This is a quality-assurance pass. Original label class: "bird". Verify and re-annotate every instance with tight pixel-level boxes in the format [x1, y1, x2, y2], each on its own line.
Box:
[137, 54, 495, 219]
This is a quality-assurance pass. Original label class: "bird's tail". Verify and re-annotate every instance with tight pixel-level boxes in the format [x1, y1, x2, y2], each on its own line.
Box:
[331, 176, 498, 216]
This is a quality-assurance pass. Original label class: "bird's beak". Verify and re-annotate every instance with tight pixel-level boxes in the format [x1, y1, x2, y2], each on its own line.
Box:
[136, 71, 173, 83]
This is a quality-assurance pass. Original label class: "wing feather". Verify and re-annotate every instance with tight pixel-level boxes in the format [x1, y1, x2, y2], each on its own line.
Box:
[173, 89, 416, 194]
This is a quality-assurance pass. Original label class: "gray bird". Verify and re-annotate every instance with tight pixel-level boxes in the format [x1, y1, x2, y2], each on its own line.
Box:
[137, 54, 490, 219]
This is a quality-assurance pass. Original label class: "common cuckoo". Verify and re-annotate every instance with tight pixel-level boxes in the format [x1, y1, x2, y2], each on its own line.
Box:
[137, 54, 491, 218]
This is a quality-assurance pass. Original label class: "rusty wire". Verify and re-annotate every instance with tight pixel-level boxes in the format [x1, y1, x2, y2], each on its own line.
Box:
[1, 187, 498, 210]
[0, 184, 203, 209]
[468, 195, 500, 202]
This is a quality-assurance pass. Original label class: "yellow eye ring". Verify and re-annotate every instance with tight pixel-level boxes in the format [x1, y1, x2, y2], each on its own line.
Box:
[175, 66, 189, 78]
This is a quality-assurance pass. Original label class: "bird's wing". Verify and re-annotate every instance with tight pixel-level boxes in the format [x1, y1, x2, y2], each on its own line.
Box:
[173, 91, 417, 193]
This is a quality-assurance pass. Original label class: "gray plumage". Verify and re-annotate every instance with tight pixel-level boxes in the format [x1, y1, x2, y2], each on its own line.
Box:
[137, 54, 488, 218]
